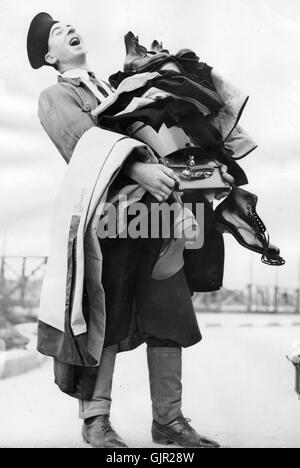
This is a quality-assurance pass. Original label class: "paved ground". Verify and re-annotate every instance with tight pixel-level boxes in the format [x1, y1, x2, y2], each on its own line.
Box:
[0, 314, 299, 448]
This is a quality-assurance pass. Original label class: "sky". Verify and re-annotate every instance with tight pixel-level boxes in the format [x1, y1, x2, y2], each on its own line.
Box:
[0, 0, 300, 289]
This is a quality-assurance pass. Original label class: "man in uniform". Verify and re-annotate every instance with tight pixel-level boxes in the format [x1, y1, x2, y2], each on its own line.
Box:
[27, 12, 234, 448]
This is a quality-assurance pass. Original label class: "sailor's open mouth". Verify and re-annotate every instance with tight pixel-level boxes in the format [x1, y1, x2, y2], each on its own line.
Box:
[69, 36, 81, 46]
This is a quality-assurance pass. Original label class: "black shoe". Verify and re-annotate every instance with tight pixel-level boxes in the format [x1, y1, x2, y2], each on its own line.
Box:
[82, 415, 128, 448]
[124, 31, 167, 73]
[214, 187, 285, 266]
[152, 417, 220, 448]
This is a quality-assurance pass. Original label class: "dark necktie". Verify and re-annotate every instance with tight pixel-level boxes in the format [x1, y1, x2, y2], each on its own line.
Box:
[88, 72, 113, 98]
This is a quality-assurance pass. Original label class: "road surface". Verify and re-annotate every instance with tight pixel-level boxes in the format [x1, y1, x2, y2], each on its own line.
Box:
[0, 314, 299, 448]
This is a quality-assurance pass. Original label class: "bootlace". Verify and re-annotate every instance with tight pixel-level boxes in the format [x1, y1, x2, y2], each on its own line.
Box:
[250, 209, 266, 233]
[176, 417, 194, 432]
[95, 416, 117, 436]
[247, 202, 285, 266]
[247, 202, 266, 236]
[247, 203, 268, 248]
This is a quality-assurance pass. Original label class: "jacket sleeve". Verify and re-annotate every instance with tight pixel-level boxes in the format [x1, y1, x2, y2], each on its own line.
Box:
[38, 85, 96, 163]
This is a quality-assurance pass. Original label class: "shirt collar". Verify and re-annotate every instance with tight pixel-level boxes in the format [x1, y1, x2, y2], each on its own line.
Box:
[58, 69, 97, 86]
[61, 68, 91, 80]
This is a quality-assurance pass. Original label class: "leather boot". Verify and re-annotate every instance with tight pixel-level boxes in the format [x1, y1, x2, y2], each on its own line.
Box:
[152, 417, 220, 448]
[147, 347, 220, 448]
[214, 186, 285, 266]
[82, 415, 128, 448]
[124, 31, 168, 73]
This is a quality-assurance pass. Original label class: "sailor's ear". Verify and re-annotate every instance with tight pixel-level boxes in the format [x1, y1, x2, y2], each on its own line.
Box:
[45, 52, 58, 67]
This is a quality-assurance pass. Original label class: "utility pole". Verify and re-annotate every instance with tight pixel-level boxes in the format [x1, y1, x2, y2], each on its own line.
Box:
[296, 258, 300, 314]
[274, 266, 279, 314]
[20, 257, 27, 307]
[247, 254, 254, 313]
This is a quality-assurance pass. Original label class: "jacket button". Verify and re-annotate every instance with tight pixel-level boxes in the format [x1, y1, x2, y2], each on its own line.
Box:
[82, 104, 92, 112]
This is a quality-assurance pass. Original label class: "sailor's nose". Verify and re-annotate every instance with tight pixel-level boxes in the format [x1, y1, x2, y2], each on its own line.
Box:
[66, 26, 75, 35]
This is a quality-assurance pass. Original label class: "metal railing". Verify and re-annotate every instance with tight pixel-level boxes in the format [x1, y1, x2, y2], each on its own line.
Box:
[0, 255, 299, 315]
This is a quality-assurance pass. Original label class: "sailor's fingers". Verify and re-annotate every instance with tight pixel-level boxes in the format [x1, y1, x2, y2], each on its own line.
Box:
[160, 165, 181, 185]
[220, 165, 235, 185]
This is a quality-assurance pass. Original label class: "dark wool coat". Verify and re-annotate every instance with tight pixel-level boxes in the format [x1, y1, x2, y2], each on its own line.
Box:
[38, 73, 249, 399]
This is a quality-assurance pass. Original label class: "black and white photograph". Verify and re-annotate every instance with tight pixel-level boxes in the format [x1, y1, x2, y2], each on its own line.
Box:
[0, 0, 300, 451]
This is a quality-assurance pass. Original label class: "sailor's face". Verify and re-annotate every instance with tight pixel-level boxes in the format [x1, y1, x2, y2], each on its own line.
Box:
[47, 22, 87, 66]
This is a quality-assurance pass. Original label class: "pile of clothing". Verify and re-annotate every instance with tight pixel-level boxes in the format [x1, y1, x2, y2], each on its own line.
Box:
[92, 32, 284, 267]
[92, 32, 257, 186]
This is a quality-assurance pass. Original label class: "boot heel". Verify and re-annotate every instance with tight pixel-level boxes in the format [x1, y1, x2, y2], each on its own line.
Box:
[152, 432, 173, 445]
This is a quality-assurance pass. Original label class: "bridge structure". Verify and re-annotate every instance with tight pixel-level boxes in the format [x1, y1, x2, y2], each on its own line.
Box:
[0, 256, 47, 311]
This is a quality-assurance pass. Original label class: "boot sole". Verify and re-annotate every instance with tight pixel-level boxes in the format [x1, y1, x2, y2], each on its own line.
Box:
[216, 220, 284, 265]
[82, 431, 106, 448]
[216, 221, 263, 255]
[152, 429, 221, 448]
[152, 435, 218, 448]
[152, 434, 175, 445]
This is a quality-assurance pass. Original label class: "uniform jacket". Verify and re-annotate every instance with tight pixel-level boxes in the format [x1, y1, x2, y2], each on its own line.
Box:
[37, 74, 237, 398]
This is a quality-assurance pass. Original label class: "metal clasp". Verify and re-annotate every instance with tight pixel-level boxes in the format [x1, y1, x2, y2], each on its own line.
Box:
[181, 167, 214, 180]
[186, 155, 196, 166]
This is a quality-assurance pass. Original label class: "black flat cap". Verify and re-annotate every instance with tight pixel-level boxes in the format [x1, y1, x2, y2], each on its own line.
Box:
[27, 12, 58, 69]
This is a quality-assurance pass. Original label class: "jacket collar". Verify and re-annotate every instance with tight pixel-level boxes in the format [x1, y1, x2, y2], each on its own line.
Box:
[58, 75, 81, 86]
[57, 71, 97, 87]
